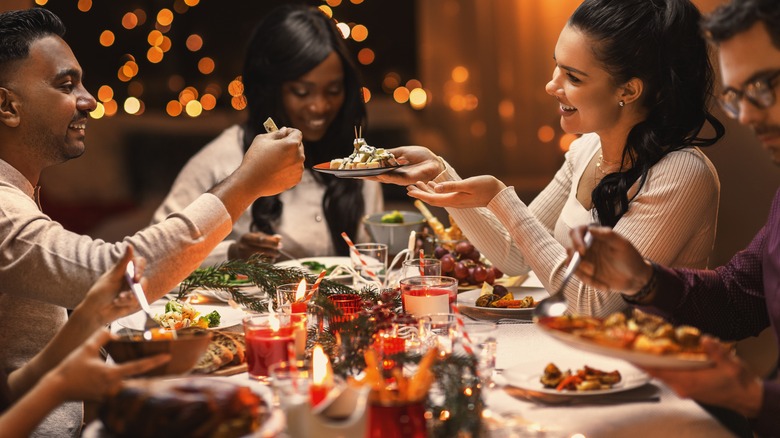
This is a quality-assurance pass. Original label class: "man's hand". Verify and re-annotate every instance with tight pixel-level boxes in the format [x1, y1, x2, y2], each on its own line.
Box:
[569, 226, 653, 294]
[405, 175, 507, 208]
[640, 336, 763, 418]
[229, 232, 282, 261]
[242, 128, 305, 198]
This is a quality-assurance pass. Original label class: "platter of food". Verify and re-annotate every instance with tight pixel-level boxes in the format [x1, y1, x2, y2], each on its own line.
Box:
[313, 162, 405, 178]
[275, 256, 354, 282]
[457, 285, 548, 320]
[536, 309, 713, 369]
[115, 300, 248, 331]
[502, 358, 650, 397]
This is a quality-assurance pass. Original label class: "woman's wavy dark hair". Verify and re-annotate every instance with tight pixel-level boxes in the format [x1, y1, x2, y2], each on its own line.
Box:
[569, 0, 725, 227]
[242, 4, 367, 256]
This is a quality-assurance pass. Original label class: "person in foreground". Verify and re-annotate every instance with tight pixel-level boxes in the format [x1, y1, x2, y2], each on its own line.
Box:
[568, 1, 780, 434]
[374, 0, 724, 317]
[0, 8, 303, 436]
[152, 4, 383, 264]
[0, 247, 170, 438]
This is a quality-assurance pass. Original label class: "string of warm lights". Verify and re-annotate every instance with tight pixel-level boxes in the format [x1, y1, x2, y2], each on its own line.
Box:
[37, 0, 429, 120]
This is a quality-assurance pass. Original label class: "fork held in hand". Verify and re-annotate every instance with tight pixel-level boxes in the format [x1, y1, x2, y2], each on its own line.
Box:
[124, 261, 167, 339]
[533, 230, 593, 319]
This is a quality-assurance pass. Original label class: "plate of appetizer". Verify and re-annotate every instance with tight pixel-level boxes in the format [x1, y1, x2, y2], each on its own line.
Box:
[314, 136, 404, 178]
[457, 285, 548, 321]
[115, 300, 248, 331]
[502, 358, 651, 397]
[536, 309, 713, 369]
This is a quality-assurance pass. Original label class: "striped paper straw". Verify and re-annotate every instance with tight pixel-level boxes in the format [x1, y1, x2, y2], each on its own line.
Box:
[305, 269, 327, 301]
[340, 232, 380, 283]
[450, 303, 475, 355]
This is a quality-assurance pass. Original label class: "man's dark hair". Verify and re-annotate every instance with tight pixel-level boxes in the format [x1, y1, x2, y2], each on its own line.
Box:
[702, 0, 780, 49]
[0, 8, 65, 81]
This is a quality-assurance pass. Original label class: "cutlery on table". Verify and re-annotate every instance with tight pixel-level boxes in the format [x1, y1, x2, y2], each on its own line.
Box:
[124, 261, 172, 340]
[533, 231, 593, 319]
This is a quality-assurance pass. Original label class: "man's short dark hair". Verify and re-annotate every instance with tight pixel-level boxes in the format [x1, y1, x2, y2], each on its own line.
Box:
[0, 8, 65, 81]
[702, 0, 780, 49]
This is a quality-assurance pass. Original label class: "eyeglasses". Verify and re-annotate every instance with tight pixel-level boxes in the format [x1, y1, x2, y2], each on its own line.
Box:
[719, 69, 780, 119]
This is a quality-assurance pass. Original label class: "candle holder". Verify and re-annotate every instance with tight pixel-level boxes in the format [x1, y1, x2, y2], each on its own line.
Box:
[242, 314, 295, 382]
[327, 293, 361, 331]
[400, 276, 458, 317]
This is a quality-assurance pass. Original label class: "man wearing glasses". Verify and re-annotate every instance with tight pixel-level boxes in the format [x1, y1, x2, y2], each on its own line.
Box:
[568, 0, 780, 436]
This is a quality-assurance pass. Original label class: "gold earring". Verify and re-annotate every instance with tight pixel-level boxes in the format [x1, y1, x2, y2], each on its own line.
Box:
[618, 100, 625, 107]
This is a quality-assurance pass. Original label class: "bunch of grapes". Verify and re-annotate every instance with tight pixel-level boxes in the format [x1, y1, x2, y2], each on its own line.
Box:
[434, 241, 503, 286]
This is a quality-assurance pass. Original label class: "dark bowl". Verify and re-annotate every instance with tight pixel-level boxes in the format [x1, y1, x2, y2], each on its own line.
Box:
[106, 328, 212, 377]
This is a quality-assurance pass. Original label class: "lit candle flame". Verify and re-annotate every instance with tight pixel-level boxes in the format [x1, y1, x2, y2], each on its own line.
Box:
[312, 344, 333, 387]
[295, 279, 307, 302]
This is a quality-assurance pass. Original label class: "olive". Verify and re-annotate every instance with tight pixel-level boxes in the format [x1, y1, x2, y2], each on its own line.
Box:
[475, 294, 499, 307]
[492, 285, 509, 298]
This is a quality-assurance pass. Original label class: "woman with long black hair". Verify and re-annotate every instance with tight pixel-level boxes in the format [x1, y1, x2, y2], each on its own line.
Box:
[375, 0, 725, 317]
[153, 4, 382, 263]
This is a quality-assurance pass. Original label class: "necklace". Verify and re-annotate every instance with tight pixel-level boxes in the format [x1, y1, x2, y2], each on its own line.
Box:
[595, 154, 622, 176]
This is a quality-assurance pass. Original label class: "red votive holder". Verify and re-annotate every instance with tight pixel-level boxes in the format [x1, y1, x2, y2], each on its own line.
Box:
[243, 314, 294, 382]
[368, 398, 427, 438]
[327, 293, 361, 330]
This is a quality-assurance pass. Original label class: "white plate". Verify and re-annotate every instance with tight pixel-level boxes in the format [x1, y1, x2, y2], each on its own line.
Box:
[115, 301, 248, 331]
[313, 162, 405, 178]
[538, 322, 712, 369]
[502, 358, 651, 397]
[275, 256, 354, 282]
[457, 286, 548, 321]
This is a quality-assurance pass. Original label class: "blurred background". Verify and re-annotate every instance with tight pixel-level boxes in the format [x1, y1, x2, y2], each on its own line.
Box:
[3, 0, 778, 269]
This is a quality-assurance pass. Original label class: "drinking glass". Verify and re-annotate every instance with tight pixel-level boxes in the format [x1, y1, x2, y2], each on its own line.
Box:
[400, 276, 457, 317]
[420, 313, 457, 356]
[400, 258, 442, 279]
[269, 360, 311, 409]
[351, 243, 388, 287]
[461, 321, 498, 387]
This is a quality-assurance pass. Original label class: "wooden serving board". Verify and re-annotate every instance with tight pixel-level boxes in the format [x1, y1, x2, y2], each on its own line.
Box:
[210, 363, 248, 377]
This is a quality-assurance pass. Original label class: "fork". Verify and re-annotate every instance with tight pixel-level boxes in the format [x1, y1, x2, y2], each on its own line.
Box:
[124, 261, 169, 340]
[533, 231, 593, 319]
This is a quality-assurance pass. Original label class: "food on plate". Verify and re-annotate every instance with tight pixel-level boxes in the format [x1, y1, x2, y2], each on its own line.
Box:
[540, 363, 622, 392]
[99, 377, 266, 438]
[329, 137, 399, 170]
[154, 300, 221, 330]
[190, 328, 248, 374]
[538, 308, 707, 359]
[350, 346, 439, 403]
[300, 260, 339, 276]
[380, 210, 405, 223]
[475, 284, 536, 309]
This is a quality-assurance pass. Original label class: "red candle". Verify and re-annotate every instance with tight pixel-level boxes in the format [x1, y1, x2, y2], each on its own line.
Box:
[244, 325, 294, 379]
[310, 344, 333, 407]
[291, 301, 307, 314]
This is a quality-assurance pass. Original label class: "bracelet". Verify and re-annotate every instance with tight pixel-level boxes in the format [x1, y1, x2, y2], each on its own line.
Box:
[621, 262, 657, 304]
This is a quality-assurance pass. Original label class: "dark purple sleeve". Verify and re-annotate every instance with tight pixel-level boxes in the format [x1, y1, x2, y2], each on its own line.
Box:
[751, 381, 780, 436]
[640, 225, 770, 341]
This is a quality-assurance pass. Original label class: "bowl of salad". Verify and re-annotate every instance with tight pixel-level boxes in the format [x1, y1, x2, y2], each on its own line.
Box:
[362, 210, 426, 256]
[106, 327, 212, 376]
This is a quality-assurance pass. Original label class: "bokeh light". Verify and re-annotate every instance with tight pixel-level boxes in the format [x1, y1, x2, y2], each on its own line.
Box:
[122, 12, 139, 30]
[186, 34, 203, 52]
[200, 93, 217, 110]
[382, 72, 401, 93]
[128, 81, 144, 97]
[361, 87, 371, 103]
[336, 23, 350, 39]
[198, 57, 215, 74]
[357, 48, 375, 65]
[498, 99, 514, 119]
[409, 88, 427, 109]
[471, 120, 487, 137]
[77, 0, 92, 12]
[179, 86, 198, 105]
[231, 95, 247, 110]
[160, 36, 172, 52]
[537, 125, 555, 143]
[168, 75, 185, 92]
[406, 79, 422, 90]
[351, 25, 368, 42]
[34, 0, 48, 5]
[99, 30, 115, 47]
[185, 100, 203, 117]
[452, 66, 469, 83]
[147, 46, 164, 63]
[134, 9, 147, 25]
[559, 133, 578, 152]
[157, 9, 174, 26]
[124, 97, 141, 115]
[90, 102, 105, 119]
[326, 0, 342, 6]
[393, 86, 410, 104]
[147, 30, 164, 47]
[318, 6, 333, 18]
[184, 0, 200, 6]
[228, 78, 244, 97]
[103, 99, 118, 116]
[97, 85, 113, 102]
[166, 100, 183, 117]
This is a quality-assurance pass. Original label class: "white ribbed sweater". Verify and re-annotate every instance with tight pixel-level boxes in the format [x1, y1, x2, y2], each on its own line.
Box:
[438, 133, 720, 317]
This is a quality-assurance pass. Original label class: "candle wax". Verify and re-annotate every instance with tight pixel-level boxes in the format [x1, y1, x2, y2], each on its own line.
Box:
[291, 301, 307, 314]
[402, 287, 451, 316]
[309, 384, 329, 407]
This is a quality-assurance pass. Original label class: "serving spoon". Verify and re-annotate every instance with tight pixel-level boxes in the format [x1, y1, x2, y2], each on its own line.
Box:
[124, 261, 172, 340]
[533, 231, 592, 319]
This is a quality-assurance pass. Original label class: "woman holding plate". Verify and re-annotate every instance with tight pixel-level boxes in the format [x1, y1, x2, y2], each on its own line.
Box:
[152, 4, 383, 264]
[373, 0, 724, 317]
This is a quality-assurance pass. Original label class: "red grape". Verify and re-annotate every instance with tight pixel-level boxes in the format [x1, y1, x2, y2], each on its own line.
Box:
[466, 249, 481, 262]
[491, 266, 504, 280]
[434, 246, 449, 259]
[455, 241, 474, 256]
[472, 265, 488, 283]
[485, 267, 496, 285]
[453, 261, 469, 281]
[440, 253, 456, 274]
[492, 285, 509, 298]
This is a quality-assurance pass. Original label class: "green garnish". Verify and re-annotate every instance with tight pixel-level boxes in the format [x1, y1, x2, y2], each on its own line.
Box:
[380, 210, 404, 223]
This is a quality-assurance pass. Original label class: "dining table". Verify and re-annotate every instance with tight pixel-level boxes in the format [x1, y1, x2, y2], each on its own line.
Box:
[108, 277, 740, 438]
